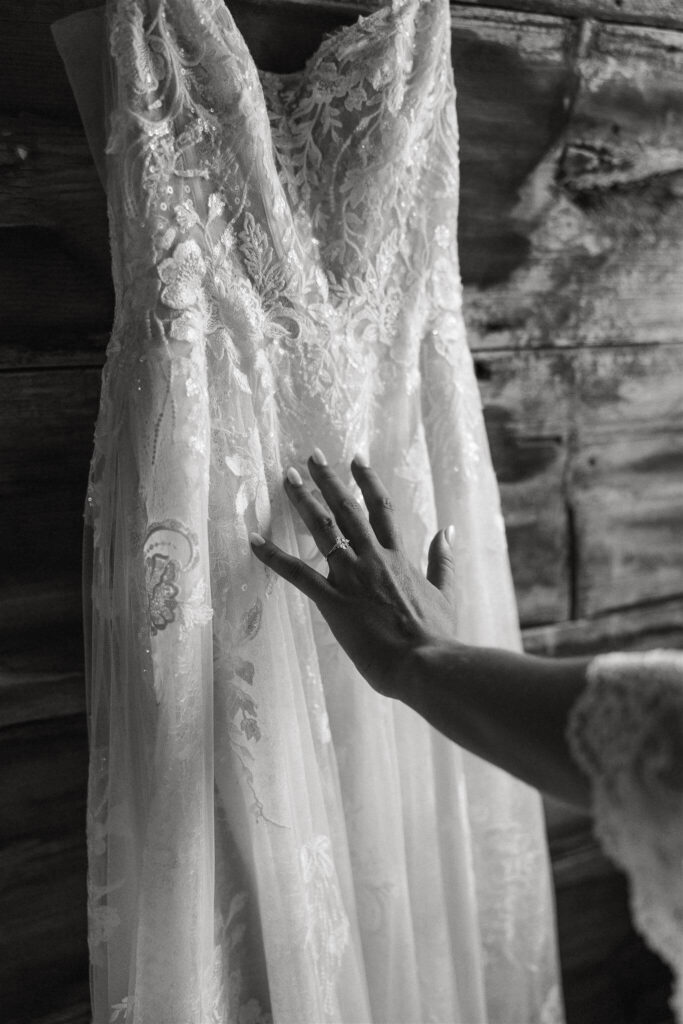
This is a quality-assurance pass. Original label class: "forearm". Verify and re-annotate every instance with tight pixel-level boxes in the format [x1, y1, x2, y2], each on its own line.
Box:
[400, 642, 592, 809]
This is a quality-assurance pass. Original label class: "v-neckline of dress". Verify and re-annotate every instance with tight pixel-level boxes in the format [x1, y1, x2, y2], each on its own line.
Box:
[244, 0, 401, 84]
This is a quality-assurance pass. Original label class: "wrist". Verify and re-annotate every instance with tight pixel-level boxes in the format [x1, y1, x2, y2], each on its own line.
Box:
[396, 637, 464, 706]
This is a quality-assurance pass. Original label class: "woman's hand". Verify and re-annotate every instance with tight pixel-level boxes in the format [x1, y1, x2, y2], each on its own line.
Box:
[250, 449, 459, 698]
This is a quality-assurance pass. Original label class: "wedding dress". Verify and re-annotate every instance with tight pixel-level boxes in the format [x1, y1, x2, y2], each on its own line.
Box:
[568, 649, 683, 1024]
[56, 0, 563, 1020]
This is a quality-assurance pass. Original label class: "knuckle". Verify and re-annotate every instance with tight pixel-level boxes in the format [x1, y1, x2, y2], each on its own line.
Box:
[339, 496, 361, 515]
[374, 494, 394, 513]
[319, 515, 337, 534]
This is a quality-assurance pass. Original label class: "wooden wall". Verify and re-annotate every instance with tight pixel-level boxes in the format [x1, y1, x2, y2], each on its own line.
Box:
[1, 2, 682, 1022]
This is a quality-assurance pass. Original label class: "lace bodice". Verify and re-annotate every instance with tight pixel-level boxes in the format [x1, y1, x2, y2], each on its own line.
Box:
[58, 0, 563, 1020]
[568, 650, 683, 1023]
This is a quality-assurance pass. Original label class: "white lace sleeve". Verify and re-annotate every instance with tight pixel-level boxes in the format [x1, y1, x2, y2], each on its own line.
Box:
[567, 649, 683, 1023]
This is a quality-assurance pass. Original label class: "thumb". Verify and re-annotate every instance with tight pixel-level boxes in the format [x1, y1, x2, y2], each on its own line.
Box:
[426, 525, 457, 600]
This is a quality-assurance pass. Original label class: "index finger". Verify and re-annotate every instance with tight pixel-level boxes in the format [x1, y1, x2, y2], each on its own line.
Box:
[249, 534, 335, 605]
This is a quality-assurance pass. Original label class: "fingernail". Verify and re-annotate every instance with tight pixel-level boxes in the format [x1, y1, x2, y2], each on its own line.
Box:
[311, 447, 327, 466]
[250, 532, 266, 547]
[445, 524, 456, 547]
[353, 452, 369, 468]
[286, 466, 303, 486]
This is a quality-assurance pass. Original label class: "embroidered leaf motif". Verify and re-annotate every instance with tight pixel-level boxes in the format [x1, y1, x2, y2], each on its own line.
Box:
[235, 658, 255, 687]
[238, 212, 289, 308]
[240, 598, 263, 643]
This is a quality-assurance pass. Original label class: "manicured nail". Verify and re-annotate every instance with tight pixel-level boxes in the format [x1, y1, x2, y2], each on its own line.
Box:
[250, 532, 266, 547]
[311, 447, 327, 466]
[353, 452, 369, 468]
[286, 466, 303, 486]
[445, 524, 456, 547]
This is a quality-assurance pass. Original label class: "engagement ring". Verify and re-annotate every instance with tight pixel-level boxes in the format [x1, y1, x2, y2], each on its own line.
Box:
[325, 536, 351, 559]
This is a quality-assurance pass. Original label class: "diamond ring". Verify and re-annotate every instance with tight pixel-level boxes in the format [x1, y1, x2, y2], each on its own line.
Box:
[325, 535, 351, 560]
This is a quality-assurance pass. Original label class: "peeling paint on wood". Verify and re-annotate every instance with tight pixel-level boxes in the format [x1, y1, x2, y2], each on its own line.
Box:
[475, 350, 573, 624]
[465, 19, 683, 348]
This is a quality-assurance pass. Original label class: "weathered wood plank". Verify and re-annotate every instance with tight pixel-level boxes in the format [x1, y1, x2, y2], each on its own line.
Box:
[0, 715, 89, 1024]
[0, 228, 112, 334]
[571, 344, 683, 617]
[475, 343, 683, 623]
[0, 114, 109, 283]
[0, 667, 84, 728]
[475, 349, 573, 624]
[30, 997, 91, 1024]
[7, 0, 683, 34]
[0, 330, 107, 370]
[452, 10, 577, 290]
[0, 370, 97, 620]
[524, 595, 683, 657]
[465, 17, 683, 348]
[0, 581, 82, 644]
[456, 0, 683, 32]
[572, 432, 683, 616]
[0, 368, 99, 488]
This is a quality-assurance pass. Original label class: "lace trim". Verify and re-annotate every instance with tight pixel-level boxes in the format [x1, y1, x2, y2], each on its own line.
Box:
[567, 650, 683, 1022]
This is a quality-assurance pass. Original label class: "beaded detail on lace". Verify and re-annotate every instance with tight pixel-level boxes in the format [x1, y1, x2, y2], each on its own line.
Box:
[568, 650, 683, 1023]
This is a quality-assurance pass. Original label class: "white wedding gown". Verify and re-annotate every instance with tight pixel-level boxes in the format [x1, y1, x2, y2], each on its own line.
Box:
[62, 0, 564, 1020]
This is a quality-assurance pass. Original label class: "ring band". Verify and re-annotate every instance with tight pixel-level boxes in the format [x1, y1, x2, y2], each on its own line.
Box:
[325, 535, 351, 560]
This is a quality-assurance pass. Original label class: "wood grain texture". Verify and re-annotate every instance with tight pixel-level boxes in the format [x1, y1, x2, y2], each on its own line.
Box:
[523, 595, 683, 657]
[0, 715, 89, 1024]
[0, 369, 98, 629]
[0, 228, 112, 335]
[476, 344, 683, 624]
[0, 369, 99, 490]
[456, 0, 683, 31]
[475, 349, 573, 624]
[572, 344, 683, 616]
[0, 114, 110, 282]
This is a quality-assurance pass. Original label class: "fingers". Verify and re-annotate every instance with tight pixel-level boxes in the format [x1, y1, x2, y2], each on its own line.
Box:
[426, 526, 457, 600]
[306, 449, 376, 554]
[282, 468, 358, 565]
[284, 467, 357, 562]
[250, 533, 335, 604]
[350, 456, 402, 550]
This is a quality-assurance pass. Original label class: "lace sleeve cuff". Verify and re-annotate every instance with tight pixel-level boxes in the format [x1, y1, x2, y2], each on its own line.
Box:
[567, 649, 683, 1023]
